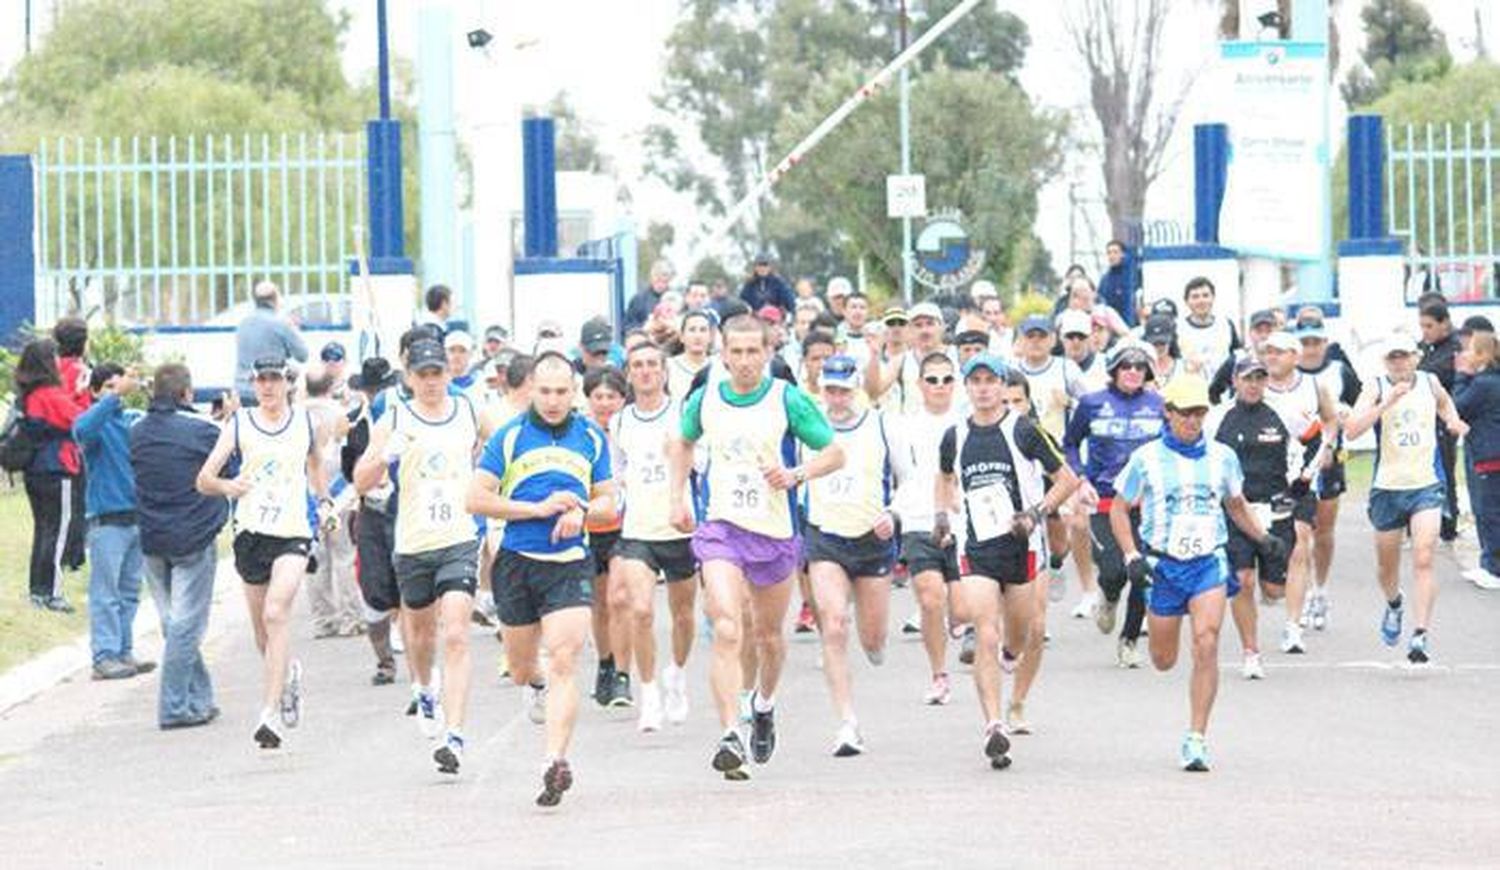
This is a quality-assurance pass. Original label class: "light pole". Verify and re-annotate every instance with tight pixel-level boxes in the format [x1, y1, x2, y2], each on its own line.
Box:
[898, 0, 913, 306]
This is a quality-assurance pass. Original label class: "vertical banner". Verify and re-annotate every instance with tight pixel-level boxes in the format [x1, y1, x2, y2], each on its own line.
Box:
[1216, 42, 1329, 262]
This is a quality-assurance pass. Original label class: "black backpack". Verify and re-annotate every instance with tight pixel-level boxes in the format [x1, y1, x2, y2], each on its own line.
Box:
[0, 403, 42, 473]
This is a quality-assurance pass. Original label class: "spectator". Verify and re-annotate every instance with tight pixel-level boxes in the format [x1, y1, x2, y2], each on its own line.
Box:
[445, 330, 477, 390]
[794, 276, 819, 301]
[739, 253, 796, 316]
[235, 281, 308, 402]
[1454, 332, 1500, 588]
[53, 316, 91, 408]
[1418, 300, 1463, 542]
[302, 368, 363, 638]
[73, 363, 153, 679]
[130, 363, 231, 729]
[706, 278, 733, 319]
[417, 284, 453, 333]
[684, 282, 711, 312]
[1097, 239, 1139, 327]
[17, 338, 86, 612]
[319, 341, 349, 399]
[626, 260, 675, 330]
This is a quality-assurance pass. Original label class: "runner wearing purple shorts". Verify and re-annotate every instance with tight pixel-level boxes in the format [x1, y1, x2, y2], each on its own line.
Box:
[668, 315, 844, 780]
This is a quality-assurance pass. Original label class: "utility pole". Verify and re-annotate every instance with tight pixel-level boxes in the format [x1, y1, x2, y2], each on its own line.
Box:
[898, 0, 913, 306]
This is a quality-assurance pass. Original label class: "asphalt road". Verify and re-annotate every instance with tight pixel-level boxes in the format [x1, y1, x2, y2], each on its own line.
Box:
[2, 511, 1498, 868]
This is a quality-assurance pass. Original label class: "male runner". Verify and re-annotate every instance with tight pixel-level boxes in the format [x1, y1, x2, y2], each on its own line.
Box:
[1261, 330, 1339, 654]
[936, 354, 1078, 769]
[889, 352, 964, 705]
[354, 339, 488, 774]
[865, 301, 951, 415]
[466, 352, 617, 806]
[583, 367, 630, 708]
[1343, 337, 1469, 663]
[668, 314, 843, 780]
[196, 356, 330, 749]
[1176, 277, 1241, 380]
[804, 355, 896, 756]
[1296, 316, 1361, 629]
[1111, 375, 1283, 771]
[611, 342, 699, 732]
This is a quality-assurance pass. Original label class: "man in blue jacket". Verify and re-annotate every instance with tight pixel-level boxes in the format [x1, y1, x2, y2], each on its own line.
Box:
[73, 364, 153, 681]
[738, 253, 796, 317]
[1097, 240, 1139, 327]
[130, 363, 231, 730]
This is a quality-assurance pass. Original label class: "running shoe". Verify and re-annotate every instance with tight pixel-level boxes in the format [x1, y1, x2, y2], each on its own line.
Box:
[609, 672, 634, 709]
[983, 721, 1012, 770]
[1116, 638, 1142, 669]
[958, 626, 977, 666]
[1407, 632, 1430, 665]
[1380, 597, 1404, 647]
[280, 659, 304, 728]
[1070, 592, 1096, 620]
[1473, 570, 1500, 591]
[1094, 596, 1118, 635]
[901, 613, 922, 635]
[737, 690, 753, 725]
[371, 664, 396, 686]
[749, 697, 777, 764]
[713, 731, 750, 781]
[1180, 731, 1210, 772]
[924, 673, 951, 706]
[593, 660, 616, 707]
[496, 650, 510, 682]
[865, 646, 885, 667]
[1005, 701, 1031, 736]
[638, 681, 664, 733]
[1297, 596, 1312, 629]
[1000, 647, 1019, 675]
[1046, 567, 1066, 604]
[524, 682, 548, 724]
[416, 689, 443, 739]
[663, 665, 690, 725]
[794, 603, 816, 634]
[1309, 593, 1330, 631]
[1280, 622, 1306, 655]
[536, 758, 573, 807]
[832, 720, 864, 757]
[1241, 651, 1266, 681]
[253, 710, 283, 750]
[434, 731, 464, 775]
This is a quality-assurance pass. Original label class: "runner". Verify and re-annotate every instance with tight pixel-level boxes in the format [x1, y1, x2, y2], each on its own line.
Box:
[353, 339, 489, 775]
[1260, 330, 1339, 655]
[610, 342, 698, 732]
[865, 301, 951, 415]
[1109, 374, 1283, 771]
[583, 367, 631, 708]
[1059, 310, 1108, 393]
[1176, 277, 1242, 381]
[1063, 342, 1165, 667]
[196, 356, 331, 749]
[668, 310, 716, 400]
[1343, 337, 1469, 664]
[668, 314, 844, 780]
[1207, 356, 1297, 680]
[889, 351, 964, 705]
[803, 355, 896, 756]
[936, 354, 1079, 769]
[466, 351, 618, 806]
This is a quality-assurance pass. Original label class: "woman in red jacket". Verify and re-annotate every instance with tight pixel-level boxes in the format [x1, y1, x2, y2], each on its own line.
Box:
[16, 338, 86, 612]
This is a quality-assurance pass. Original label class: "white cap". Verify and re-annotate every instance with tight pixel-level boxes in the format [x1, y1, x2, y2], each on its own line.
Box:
[827, 276, 854, 298]
[1263, 331, 1301, 353]
[970, 280, 999, 301]
[908, 301, 943, 322]
[1057, 309, 1092, 337]
[1382, 334, 1421, 357]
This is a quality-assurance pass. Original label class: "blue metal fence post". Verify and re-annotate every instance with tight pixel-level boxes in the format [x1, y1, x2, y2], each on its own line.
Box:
[0, 155, 37, 345]
[364, 0, 411, 275]
[522, 117, 558, 259]
[1347, 114, 1385, 241]
[1194, 123, 1229, 245]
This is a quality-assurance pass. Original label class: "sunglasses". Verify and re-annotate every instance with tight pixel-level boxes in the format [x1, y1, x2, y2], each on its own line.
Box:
[1116, 362, 1150, 372]
[923, 374, 955, 385]
[254, 371, 286, 382]
[1064, 332, 1089, 340]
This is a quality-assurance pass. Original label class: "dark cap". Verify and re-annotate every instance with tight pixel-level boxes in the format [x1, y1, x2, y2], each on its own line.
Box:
[580, 317, 613, 353]
[1234, 354, 1268, 377]
[753, 251, 772, 266]
[484, 324, 509, 342]
[350, 357, 397, 391]
[1149, 298, 1179, 318]
[320, 341, 346, 363]
[407, 339, 447, 372]
[252, 356, 289, 378]
[1143, 314, 1175, 344]
[955, 329, 989, 348]
[1459, 315, 1495, 336]
[1249, 309, 1278, 329]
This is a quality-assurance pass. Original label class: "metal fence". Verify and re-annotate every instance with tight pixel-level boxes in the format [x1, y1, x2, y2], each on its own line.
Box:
[34, 132, 365, 327]
[1387, 120, 1500, 302]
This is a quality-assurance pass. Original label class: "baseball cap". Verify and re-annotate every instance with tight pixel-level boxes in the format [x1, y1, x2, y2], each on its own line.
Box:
[756, 305, 785, 325]
[484, 324, 509, 343]
[1264, 331, 1301, 353]
[536, 319, 564, 340]
[955, 329, 989, 348]
[1143, 314, 1175, 344]
[320, 341, 346, 363]
[1459, 315, 1495, 336]
[408, 339, 447, 372]
[1234, 354, 1268, 378]
[961, 353, 1009, 380]
[1105, 341, 1153, 376]
[827, 277, 853, 299]
[1057, 309, 1092, 338]
[579, 317, 613, 353]
[970, 280, 999, 301]
[1383, 335, 1420, 357]
[908, 301, 942, 322]
[1150, 298, 1179, 318]
[1295, 320, 1327, 342]
[1161, 374, 1211, 410]
[444, 330, 474, 351]
[252, 355, 290, 378]
[1020, 315, 1052, 335]
[882, 307, 909, 326]
[1295, 306, 1325, 327]
[821, 354, 860, 389]
[1249, 309, 1279, 329]
[753, 251, 773, 266]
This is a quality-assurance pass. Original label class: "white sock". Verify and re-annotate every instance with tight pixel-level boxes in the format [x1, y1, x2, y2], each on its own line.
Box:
[752, 692, 775, 714]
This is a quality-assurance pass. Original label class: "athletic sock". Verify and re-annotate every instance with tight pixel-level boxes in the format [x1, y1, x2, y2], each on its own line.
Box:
[529, 679, 546, 690]
[1388, 593, 1404, 610]
[1413, 627, 1427, 637]
[1048, 553, 1066, 571]
[751, 692, 776, 714]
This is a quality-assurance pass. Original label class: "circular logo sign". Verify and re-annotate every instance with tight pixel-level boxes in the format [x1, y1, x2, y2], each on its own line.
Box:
[913, 210, 986, 291]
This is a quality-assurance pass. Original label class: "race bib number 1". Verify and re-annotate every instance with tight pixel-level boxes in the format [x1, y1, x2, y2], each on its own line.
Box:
[966, 483, 1015, 543]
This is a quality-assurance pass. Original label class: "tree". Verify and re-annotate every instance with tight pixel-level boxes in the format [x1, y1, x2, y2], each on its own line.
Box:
[543, 92, 609, 174]
[1341, 0, 1452, 107]
[1063, 0, 1190, 243]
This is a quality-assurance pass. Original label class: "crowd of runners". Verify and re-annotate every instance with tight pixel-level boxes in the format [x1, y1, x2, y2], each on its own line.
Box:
[13, 259, 1500, 807]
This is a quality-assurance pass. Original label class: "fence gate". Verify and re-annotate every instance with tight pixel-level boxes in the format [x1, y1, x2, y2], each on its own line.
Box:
[34, 131, 365, 328]
[1387, 120, 1500, 303]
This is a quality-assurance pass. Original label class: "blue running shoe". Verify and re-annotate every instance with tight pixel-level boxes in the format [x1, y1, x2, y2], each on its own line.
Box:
[1380, 599, 1404, 647]
[1407, 632, 1430, 665]
[1180, 732, 1210, 772]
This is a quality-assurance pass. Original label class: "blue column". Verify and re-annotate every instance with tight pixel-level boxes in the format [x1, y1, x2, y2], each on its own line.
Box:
[0, 155, 37, 345]
[1194, 123, 1229, 245]
[364, 120, 410, 272]
[1347, 114, 1385, 240]
[522, 117, 558, 259]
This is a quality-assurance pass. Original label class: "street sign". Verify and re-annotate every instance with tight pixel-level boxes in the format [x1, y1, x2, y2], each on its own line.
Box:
[912, 209, 985, 291]
[886, 174, 927, 219]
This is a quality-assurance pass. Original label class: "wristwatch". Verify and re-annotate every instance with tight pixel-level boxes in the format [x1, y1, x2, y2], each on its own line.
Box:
[793, 466, 808, 485]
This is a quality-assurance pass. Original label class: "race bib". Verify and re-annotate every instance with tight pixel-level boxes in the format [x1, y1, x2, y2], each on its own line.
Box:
[1166, 514, 1217, 560]
[419, 481, 462, 530]
[632, 452, 669, 489]
[820, 470, 866, 504]
[966, 483, 1015, 544]
[1391, 418, 1428, 450]
[723, 466, 770, 522]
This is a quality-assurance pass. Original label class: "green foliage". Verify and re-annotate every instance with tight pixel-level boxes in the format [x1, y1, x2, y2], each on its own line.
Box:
[544, 92, 609, 174]
[1341, 0, 1452, 108]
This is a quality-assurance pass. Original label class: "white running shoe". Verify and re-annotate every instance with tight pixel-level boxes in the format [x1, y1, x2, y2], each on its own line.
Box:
[1115, 637, 1142, 669]
[924, 672, 951, 706]
[1280, 622, 1306, 655]
[280, 659, 303, 728]
[865, 646, 885, 667]
[415, 688, 444, 739]
[663, 664, 690, 725]
[1241, 651, 1266, 680]
[1094, 596, 1118, 635]
[901, 612, 922, 635]
[832, 719, 864, 757]
[1475, 571, 1500, 591]
[1005, 700, 1032, 735]
[1309, 593, 1330, 631]
[1070, 592, 1097, 620]
[637, 681, 664, 733]
[524, 682, 548, 724]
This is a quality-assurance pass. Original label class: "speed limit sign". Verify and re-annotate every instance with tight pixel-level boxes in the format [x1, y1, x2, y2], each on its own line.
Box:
[886, 174, 927, 219]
